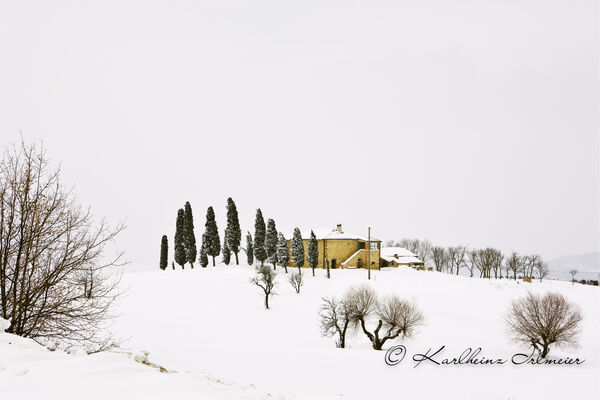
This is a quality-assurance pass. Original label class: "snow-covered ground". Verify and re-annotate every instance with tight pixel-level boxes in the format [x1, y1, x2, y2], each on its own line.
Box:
[2, 265, 599, 399]
[115, 265, 599, 399]
[0, 318, 294, 400]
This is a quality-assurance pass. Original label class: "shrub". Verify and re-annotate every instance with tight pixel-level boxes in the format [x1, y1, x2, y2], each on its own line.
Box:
[506, 292, 583, 358]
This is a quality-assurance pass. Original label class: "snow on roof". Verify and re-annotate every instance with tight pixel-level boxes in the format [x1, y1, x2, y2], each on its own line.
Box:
[288, 227, 380, 242]
[380, 247, 424, 264]
[381, 247, 417, 257]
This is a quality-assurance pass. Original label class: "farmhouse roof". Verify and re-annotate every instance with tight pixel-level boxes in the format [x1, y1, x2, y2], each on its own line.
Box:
[288, 226, 380, 242]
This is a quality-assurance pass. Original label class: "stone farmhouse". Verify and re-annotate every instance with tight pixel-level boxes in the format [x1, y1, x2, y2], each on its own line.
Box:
[288, 224, 381, 270]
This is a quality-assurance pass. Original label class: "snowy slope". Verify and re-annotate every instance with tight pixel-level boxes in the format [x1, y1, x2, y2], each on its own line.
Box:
[0, 317, 326, 399]
[112, 265, 600, 400]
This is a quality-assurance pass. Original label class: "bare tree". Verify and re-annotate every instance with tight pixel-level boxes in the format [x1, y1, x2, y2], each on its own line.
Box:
[535, 261, 549, 282]
[569, 269, 578, 285]
[465, 249, 478, 277]
[522, 255, 541, 279]
[319, 296, 351, 348]
[0, 140, 124, 353]
[506, 292, 583, 358]
[414, 239, 433, 266]
[431, 247, 447, 273]
[477, 248, 503, 278]
[250, 265, 277, 309]
[447, 246, 466, 275]
[288, 272, 303, 294]
[346, 285, 424, 350]
[491, 250, 504, 279]
[506, 252, 521, 280]
[398, 238, 420, 255]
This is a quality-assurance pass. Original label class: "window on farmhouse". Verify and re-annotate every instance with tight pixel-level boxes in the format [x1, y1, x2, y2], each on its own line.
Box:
[369, 242, 378, 250]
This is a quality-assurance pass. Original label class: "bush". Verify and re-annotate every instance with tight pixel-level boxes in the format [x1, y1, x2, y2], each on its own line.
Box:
[250, 265, 277, 309]
[505, 292, 583, 358]
[345, 285, 424, 350]
[288, 272, 303, 294]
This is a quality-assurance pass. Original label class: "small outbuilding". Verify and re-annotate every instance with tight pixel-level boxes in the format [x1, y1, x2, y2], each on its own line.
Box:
[380, 247, 424, 268]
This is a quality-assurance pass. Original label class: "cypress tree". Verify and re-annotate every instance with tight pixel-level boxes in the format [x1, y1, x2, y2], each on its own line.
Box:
[246, 232, 254, 265]
[225, 197, 242, 265]
[203, 206, 221, 266]
[183, 201, 197, 268]
[254, 209, 266, 266]
[276, 233, 289, 273]
[308, 230, 319, 276]
[174, 209, 186, 269]
[159, 235, 168, 270]
[199, 233, 209, 268]
[222, 240, 231, 265]
[291, 227, 305, 274]
[265, 218, 278, 270]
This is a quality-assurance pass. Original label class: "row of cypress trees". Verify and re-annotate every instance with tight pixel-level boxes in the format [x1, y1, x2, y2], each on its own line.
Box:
[159, 199, 320, 275]
[251, 210, 320, 276]
[159, 198, 241, 270]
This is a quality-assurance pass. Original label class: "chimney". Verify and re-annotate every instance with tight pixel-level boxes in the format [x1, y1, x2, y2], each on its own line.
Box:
[336, 224, 343, 233]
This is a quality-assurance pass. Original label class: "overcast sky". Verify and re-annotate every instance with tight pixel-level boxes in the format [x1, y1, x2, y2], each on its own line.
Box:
[0, 0, 598, 265]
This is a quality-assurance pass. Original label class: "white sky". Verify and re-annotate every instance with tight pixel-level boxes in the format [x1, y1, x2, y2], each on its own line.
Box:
[0, 0, 598, 264]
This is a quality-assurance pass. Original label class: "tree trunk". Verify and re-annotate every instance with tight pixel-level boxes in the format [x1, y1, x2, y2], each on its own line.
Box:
[264, 294, 269, 309]
[312, 268, 315, 277]
[338, 320, 348, 348]
[212, 256, 216, 266]
[540, 341, 550, 358]
[235, 252, 239, 265]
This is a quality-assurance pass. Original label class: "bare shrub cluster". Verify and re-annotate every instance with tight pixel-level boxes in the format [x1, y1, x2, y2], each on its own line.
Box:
[288, 272, 303, 294]
[320, 285, 424, 350]
[505, 292, 583, 358]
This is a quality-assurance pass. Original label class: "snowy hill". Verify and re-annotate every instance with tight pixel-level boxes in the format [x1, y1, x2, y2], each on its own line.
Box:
[109, 265, 599, 400]
[0, 318, 293, 400]
[548, 252, 600, 281]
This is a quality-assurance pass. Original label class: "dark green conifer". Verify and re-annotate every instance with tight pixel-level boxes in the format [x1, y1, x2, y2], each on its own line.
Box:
[203, 206, 221, 266]
[246, 232, 254, 265]
[160, 235, 168, 270]
[308, 230, 319, 276]
[225, 198, 242, 265]
[183, 201, 197, 268]
[174, 209, 186, 269]
[291, 227, 305, 274]
[254, 209, 266, 266]
[265, 218, 278, 269]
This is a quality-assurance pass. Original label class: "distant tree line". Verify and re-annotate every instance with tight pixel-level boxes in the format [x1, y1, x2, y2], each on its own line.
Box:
[386, 238, 552, 282]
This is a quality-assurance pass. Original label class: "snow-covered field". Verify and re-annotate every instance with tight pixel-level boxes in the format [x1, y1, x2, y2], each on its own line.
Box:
[2, 265, 599, 399]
